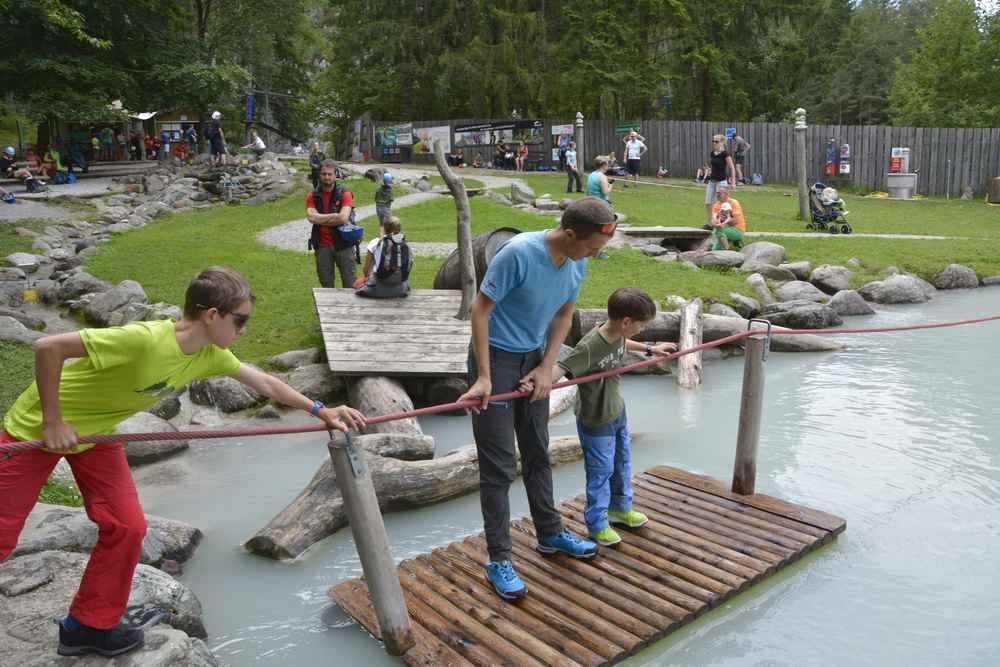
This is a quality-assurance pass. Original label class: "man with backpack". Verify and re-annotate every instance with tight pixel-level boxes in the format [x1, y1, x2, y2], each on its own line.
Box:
[356, 216, 412, 299]
[307, 159, 361, 288]
[207, 111, 227, 166]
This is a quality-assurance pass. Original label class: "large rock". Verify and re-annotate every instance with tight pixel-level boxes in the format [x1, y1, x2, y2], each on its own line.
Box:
[809, 265, 852, 295]
[0, 267, 26, 281]
[0, 551, 208, 649]
[11, 503, 201, 566]
[269, 347, 324, 370]
[57, 272, 111, 302]
[510, 181, 536, 205]
[143, 173, 170, 194]
[740, 241, 785, 266]
[5, 252, 43, 273]
[708, 302, 743, 319]
[81, 279, 148, 326]
[549, 385, 578, 416]
[0, 306, 44, 330]
[702, 314, 844, 352]
[739, 261, 797, 281]
[828, 289, 875, 316]
[858, 274, 934, 304]
[285, 363, 344, 403]
[117, 412, 190, 465]
[189, 374, 266, 413]
[746, 273, 775, 306]
[761, 302, 843, 329]
[0, 316, 43, 344]
[780, 261, 812, 281]
[775, 280, 827, 303]
[684, 250, 746, 269]
[983, 275, 1000, 287]
[729, 292, 760, 318]
[105, 301, 183, 327]
[932, 263, 979, 289]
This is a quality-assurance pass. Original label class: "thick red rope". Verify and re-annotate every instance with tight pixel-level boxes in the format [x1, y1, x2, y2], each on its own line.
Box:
[2, 314, 997, 455]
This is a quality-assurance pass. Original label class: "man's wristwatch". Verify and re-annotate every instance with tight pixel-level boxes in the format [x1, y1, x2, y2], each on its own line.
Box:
[644, 343, 654, 357]
[310, 399, 325, 416]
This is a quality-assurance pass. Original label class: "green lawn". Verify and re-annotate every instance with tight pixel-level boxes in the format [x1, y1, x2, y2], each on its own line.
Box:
[424, 175, 485, 190]
[0, 341, 35, 423]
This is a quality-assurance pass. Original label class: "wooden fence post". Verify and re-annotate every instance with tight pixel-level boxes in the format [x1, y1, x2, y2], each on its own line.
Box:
[731, 334, 767, 495]
[794, 108, 808, 220]
[575, 111, 584, 171]
[328, 432, 414, 656]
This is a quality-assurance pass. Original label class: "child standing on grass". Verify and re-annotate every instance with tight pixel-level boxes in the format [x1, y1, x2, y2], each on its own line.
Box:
[375, 171, 394, 225]
[0, 266, 365, 658]
[552, 287, 676, 545]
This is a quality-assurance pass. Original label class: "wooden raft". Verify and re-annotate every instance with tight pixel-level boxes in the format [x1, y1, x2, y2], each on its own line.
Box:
[314, 288, 470, 377]
[330, 465, 846, 666]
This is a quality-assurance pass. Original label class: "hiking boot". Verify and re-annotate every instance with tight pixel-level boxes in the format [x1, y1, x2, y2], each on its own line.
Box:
[484, 560, 527, 601]
[590, 526, 622, 546]
[608, 509, 648, 528]
[57, 621, 144, 657]
[536, 529, 598, 559]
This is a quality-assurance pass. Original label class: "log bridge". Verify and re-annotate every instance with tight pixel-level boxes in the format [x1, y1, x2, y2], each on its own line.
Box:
[323, 331, 848, 664]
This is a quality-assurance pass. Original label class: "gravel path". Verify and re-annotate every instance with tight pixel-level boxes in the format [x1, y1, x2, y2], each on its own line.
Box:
[0, 199, 77, 222]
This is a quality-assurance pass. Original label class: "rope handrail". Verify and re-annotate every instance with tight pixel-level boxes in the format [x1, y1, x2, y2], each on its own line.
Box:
[2, 314, 998, 455]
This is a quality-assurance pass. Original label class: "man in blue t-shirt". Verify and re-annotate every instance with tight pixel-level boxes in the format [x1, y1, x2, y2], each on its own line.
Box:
[458, 197, 618, 601]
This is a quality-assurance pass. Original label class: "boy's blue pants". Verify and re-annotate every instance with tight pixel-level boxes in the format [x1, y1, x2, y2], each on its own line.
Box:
[576, 408, 633, 532]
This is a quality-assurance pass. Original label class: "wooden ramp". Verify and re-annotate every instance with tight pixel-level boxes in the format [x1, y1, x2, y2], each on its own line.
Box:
[314, 288, 470, 377]
[330, 465, 846, 666]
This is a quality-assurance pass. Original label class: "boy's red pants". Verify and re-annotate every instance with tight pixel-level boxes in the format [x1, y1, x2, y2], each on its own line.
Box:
[0, 431, 147, 629]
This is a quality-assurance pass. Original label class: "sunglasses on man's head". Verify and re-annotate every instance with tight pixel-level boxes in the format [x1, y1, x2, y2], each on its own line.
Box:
[596, 221, 617, 235]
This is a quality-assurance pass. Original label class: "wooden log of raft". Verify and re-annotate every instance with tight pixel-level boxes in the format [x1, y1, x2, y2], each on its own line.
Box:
[676, 298, 703, 388]
[349, 376, 423, 437]
[244, 436, 583, 560]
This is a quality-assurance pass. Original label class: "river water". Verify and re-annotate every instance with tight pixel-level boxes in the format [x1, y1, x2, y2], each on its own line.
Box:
[138, 287, 1000, 666]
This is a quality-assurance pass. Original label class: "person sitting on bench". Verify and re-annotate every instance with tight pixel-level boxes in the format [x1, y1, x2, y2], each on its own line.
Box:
[355, 216, 412, 299]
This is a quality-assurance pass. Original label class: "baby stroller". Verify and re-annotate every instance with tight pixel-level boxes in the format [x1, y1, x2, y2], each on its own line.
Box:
[807, 182, 852, 234]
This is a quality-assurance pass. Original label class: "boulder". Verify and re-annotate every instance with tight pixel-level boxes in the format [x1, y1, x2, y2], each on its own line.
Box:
[117, 412, 190, 465]
[708, 302, 743, 319]
[149, 395, 182, 421]
[12, 503, 201, 566]
[683, 250, 746, 269]
[533, 198, 562, 211]
[663, 295, 687, 310]
[846, 257, 862, 269]
[779, 261, 812, 281]
[189, 374, 266, 412]
[510, 181, 536, 205]
[809, 264, 852, 294]
[739, 261, 797, 281]
[761, 302, 843, 329]
[858, 274, 934, 304]
[775, 280, 827, 303]
[0, 267, 26, 281]
[269, 347, 325, 370]
[105, 301, 182, 327]
[414, 177, 433, 192]
[57, 272, 111, 302]
[746, 273, 776, 306]
[0, 282, 25, 308]
[740, 241, 786, 266]
[97, 206, 130, 224]
[485, 190, 513, 206]
[983, 276, 1000, 287]
[5, 252, 42, 273]
[0, 306, 45, 330]
[932, 263, 979, 290]
[47, 248, 74, 262]
[642, 244, 671, 257]
[81, 279, 148, 326]
[134, 201, 172, 220]
[0, 550, 207, 643]
[0, 316, 43, 344]
[620, 348, 672, 375]
[828, 289, 875, 316]
[702, 314, 844, 352]
[729, 292, 760, 318]
[549, 385, 578, 416]
[285, 363, 344, 403]
[257, 404, 282, 419]
[143, 173, 170, 194]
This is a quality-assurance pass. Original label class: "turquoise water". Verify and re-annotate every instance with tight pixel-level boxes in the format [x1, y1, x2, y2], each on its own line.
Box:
[138, 287, 1000, 666]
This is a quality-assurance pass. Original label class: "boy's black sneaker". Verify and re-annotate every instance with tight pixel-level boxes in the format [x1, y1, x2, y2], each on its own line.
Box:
[57, 621, 145, 657]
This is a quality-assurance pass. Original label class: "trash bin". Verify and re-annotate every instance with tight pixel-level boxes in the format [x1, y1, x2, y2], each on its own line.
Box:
[886, 172, 917, 200]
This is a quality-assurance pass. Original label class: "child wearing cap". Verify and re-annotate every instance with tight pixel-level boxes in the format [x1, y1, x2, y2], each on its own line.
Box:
[375, 171, 393, 225]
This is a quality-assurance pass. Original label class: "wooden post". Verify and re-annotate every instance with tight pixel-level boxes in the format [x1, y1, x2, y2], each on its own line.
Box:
[731, 334, 767, 495]
[794, 108, 808, 220]
[575, 111, 585, 172]
[327, 432, 414, 656]
[675, 298, 703, 389]
[432, 139, 475, 320]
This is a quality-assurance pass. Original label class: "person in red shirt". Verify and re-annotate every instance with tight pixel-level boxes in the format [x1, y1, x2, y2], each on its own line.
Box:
[306, 160, 358, 288]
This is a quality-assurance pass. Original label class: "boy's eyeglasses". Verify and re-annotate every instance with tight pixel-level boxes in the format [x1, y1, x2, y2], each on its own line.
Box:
[196, 303, 250, 329]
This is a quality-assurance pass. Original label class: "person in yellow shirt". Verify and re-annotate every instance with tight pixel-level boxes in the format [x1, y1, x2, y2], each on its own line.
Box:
[707, 184, 746, 250]
[0, 267, 365, 658]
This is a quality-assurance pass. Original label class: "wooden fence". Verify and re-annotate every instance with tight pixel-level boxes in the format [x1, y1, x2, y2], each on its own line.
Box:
[371, 118, 1000, 197]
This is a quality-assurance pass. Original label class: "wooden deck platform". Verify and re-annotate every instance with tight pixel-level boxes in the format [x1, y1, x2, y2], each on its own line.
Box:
[330, 465, 846, 666]
[314, 288, 470, 377]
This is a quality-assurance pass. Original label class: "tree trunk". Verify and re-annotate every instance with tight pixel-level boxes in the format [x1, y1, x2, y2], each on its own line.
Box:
[676, 298, 703, 389]
[433, 140, 475, 320]
[244, 436, 584, 560]
[348, 376, 422, 437]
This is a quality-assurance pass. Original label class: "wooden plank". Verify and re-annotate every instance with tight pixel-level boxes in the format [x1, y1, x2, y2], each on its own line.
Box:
[326, 350, 466, 363]
[315, 300, 464, 314]
[318, 311, 467, 323]
[646, 465, 846, 533]
[314, 292, 463, 306]
[320, 324, 470, 336]
[929, 127, 941, 197]
[321, 339, 469, 353]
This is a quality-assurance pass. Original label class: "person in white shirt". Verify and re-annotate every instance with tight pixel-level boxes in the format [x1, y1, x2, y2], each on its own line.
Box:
[241, 129, 267, 159]
[564, 140, 582, 193]
[621, 130, 646, 188]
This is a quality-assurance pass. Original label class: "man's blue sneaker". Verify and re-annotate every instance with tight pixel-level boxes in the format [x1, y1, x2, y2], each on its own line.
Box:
[536, 529, 598, 559]
[484, 560, 527, 600]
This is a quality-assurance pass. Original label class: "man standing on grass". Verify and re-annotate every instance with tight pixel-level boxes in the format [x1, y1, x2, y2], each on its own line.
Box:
[621, 130, 646, 188]
[457, 197, 618, 601]
[306, 160, 358, 288]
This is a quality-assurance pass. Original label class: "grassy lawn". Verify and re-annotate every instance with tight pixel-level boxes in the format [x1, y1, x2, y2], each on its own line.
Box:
[0, 341, 35, 422]
[424, 175, 485, 190]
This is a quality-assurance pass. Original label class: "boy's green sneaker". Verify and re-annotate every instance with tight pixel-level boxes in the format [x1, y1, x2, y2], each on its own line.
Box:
[590, 526, 621, 546]
[607, 510, 648, 528]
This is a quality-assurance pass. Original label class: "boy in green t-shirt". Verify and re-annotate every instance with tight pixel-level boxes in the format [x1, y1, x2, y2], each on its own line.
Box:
[0, 267, 365, 658]
[553, 288, 676, 546]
